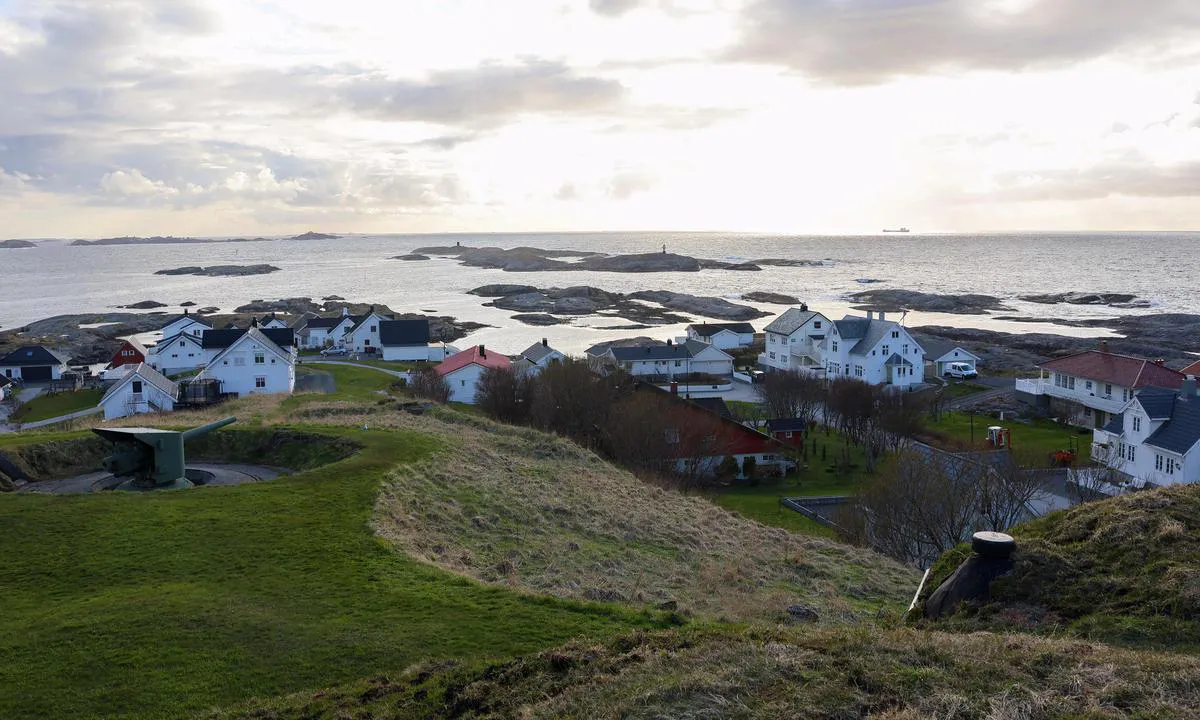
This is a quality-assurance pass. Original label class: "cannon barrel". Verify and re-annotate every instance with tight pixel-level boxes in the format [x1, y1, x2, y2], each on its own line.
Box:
[181, 416, 237, 442]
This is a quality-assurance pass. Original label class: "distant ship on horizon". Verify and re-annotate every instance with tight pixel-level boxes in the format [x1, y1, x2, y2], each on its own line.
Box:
[882, 228, 910, 233]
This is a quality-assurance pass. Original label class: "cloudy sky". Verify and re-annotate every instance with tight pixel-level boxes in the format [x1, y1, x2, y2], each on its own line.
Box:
[2, 0, 1200, 237]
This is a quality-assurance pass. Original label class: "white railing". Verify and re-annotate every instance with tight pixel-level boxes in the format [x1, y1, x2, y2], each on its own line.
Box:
[1014, 379, 1126, 414]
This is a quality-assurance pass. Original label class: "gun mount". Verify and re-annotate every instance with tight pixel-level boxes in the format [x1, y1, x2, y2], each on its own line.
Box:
[93, 417, 236, 490]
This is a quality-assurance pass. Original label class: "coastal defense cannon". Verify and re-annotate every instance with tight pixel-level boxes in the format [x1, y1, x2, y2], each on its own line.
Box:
[93, 417, 236, 490]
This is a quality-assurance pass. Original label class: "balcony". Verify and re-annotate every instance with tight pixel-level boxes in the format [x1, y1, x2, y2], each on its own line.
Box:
[1014, 379, 1127, 415]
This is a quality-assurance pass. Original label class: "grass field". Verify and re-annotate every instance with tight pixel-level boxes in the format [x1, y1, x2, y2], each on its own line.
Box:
[941, 380, 988, 399]
[0, 425, 669, 720]
[11, 388, 104, 423]
[922, 411, 1092, 465]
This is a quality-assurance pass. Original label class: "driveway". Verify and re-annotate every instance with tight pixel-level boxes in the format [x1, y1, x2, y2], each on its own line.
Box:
[303, 359, 410, 379]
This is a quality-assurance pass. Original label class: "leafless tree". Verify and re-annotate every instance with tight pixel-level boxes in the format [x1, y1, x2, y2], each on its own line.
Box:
[1069, 464, 1119, 505]
[875, 389, 928, 453]
[756, 370, 824, 425]
[976, 450, 1049, 531]
[475, 367, 532, 424]
[826, 377, 877, 444]
[409, 368, 451, 403]
[526, 359, 616, 448]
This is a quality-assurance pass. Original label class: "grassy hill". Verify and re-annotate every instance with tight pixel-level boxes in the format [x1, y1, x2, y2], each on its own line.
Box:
[918, 482, 1200, 649]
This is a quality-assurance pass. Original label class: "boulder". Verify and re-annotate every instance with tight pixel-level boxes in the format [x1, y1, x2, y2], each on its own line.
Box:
[511, 313, 567, 326]
[0, 239, 36, 248]
[119, 300, 168, 309]
[391, 254, 430, 261]
[742, 291, 799, 305]
[468, 284, 541, 297]
[155, 264, 280, 277]
[849, 289, 1012, 315]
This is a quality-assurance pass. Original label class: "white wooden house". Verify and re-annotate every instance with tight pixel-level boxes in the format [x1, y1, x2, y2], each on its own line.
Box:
[196, 328, 295, 397]
[759, 305, 830, 374]
[1092, 380, 1200, 487]
[299, 315, 355, 350]
[148, 332, 208, 376]
[159, 310, 211, 340]
[518, 339, 565, 374]
[434, 345, 512, 404]
[0, 346, 70, 382]
[379, 319, 450, 361]
[921, 339, 982, 377]
[98, 363, 178, 420]
[821, 312, 926, 388]
[685, 323, 755, 350]
[343, 309, 394, 354]
[606, 340, 733, 380]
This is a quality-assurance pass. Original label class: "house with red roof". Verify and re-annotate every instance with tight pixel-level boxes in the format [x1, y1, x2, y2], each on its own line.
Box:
[108, 338, 149, 369]
[1181, 359, 1200, 378]
[1016, 344, 1186, 428]
[434, 345, 511, 404]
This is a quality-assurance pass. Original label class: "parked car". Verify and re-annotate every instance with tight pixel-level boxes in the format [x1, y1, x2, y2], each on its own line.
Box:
[944, 362, 978, 379]
[749, 370, 766, 383]
[320, 346, 348, 357]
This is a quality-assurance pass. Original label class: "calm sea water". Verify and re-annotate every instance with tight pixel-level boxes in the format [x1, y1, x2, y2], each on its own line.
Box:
[0, 232, 1192, 354]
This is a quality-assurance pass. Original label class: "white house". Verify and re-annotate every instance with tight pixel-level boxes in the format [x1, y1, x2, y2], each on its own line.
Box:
[200, 327, 296, 367]
[343, 309, 394, 354]
[921, 339, 982, 377]
[0, 346, 70, 382]
[1016, 346, 1186, 428]
[379, 319, 450, 361]
[821, 312, 926, 388]
[685, 323, 756, 350]
[606, 340, 733, 380]
[298, 314, 355, 350]
[98, 363, 178, 420]
[159, 310, 211, 340]
[518, 339, 566, 374]
[0, 375, 11, 401]
[434, 345, 512, 404]
[196, 328, 295, 397]
[1092, 380, 1200, 487]
[256, 313, 289, 329]
[147, 332, 208, 376]
[759, 305, 830, 373]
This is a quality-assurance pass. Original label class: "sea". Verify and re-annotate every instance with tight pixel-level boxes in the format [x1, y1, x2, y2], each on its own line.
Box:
[1, 231, 1193, 354]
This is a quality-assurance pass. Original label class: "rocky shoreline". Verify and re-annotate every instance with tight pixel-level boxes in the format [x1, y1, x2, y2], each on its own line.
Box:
[414, 245, 826, 273]
[469, 285, 769, 325]
[155, 264, 281, 277]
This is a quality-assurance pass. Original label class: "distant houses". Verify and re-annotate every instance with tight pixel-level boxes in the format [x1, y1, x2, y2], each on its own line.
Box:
[196, 327, 296, 397]
[159, 310, 211, 339]
[685, 322, 755, 350]
[760, 306, 828, 374]
[0, 346, 70, 382]
[921, 339, 981, 378]
[109, 338, 149, 369]
[517, 339, 565, 374]
[298, 314, 354, 350]
[435, 345, 511, 404]
[98, 363, 178, 420]
[603, 340, 734, 381]
[1016, 346, 1186, 428]
[148, 332, 207, 375]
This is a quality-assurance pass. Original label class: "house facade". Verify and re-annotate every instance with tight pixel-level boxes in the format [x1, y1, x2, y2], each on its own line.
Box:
[256, 313, 289, 329]
[1092, 381, 1200, 487]
[148, 333, 208, 375]
[607, 340, 733, 380]
[196, 328, 295, 397]
[685, 323, 755, 350]
[343, 310, 393, 353]
[98, 363, 178, 420]
[764, 418, 807, 446]
[434, 345, 511, 404]
[298, 316, 354, 350]
[759, 305, 830, 374]
[380, 319, 449, 361]
[822, 312, 926, 388]
[0, 376, 11, 401]
[519, 339, 566, 374]
[109, 338, 149, 369]
[159, 310, 211, 340]
[1016, 348, 1186, 428]
[920, 339, 982, 377]
[0, 346, 69, 382]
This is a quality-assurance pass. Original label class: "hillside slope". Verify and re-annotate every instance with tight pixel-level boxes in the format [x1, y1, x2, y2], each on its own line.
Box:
[369, 406, 916, 622]
[212, 625, 1200, 719]
[920, 482, 1200, 648]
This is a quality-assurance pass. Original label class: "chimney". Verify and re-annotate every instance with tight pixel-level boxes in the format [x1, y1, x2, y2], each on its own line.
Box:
[478, 344, 486, 358]
[183, 308, 189, 315]
[666, 339, 673, 346]
[670, 381, 678, 395]
[800, 303, 808, 311]
[879, 311, 887, 322]
[542, 338, 548, 347]
[1156, 359, 1165, 366]
[1184, 375, 1198, 399]
[866, 310, 874, 321]
[1100, 339, 1109, 353]
[342, 307, 349, 317]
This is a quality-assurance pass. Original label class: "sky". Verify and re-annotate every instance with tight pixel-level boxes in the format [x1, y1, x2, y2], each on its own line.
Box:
[2, 0, 1200, 237]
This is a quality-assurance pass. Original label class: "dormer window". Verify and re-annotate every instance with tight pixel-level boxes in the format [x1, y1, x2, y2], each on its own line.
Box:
[1132, 415, 1142, 432]
[814, 321, 822, 329]
[891, 331, 899, 339]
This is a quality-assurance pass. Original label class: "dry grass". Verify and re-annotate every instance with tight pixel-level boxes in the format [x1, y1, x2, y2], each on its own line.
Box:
[213, 625, 1200, 719]
[327, 403, 920, 623]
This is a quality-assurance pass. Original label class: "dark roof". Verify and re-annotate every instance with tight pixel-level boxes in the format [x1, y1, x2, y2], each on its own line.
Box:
[303, 316, 346, 329]
[0, 375, 12, 388]
[884, 353, 913, 367]
[201, 327, 294, 350]
[691, 397, 732, 418]
[1041, 351, 1185, 389]
[920, 338, 979, 362]
[764, 308, 821, 335]
[379, 319, 430, 347]
[1102, 412, 1124, 434]
[521, 341, 559, 363]
[0, 345, 69, 367]
[688, 322, 755, 336]
[1144, 392, 1200, 455]
[162, 312, 211, 329]
[766, 418, 808, 432]
[610, 340, 715, 361]
[1136, 386, 1178, 420]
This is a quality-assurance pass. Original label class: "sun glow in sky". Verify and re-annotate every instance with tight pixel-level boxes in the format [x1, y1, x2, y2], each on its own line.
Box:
[2, 0, 1199, 236]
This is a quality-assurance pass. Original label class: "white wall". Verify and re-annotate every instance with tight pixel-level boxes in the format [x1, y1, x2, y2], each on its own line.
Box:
[100, 376, 176, 420]
[302, 327, 332, 350]
[0, 364, 65, 381]
[161, 318, 208, 339]
[148, 335, 207, 375]
[345, 314, 388, 353]
[689, 329, 751, 350]
[445, 364, 486, 403]
[203, 342, 295, 397]
[382, 345, 432, 361]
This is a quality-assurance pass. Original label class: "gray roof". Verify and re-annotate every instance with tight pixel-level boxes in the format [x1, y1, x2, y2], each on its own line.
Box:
[1144, 393, 1200, 455]
[763, 308, 821, 335]
[920, 338, 979, 362]
[202, 328, 294, 350]
[101, 363, 179, 404]
[522, 341, 559, 363]
[884, 353, 913, 367]
[688, 322, 755, 336]
[832, 316, 925, 357]
[162, 312, 211, 329]
[692, 397, 732, 418]
[1136, 386, 1177, 420]
[766, 417, 807, 432]
[610, 339, 713, 361]
[1102, 412, 1124, 434]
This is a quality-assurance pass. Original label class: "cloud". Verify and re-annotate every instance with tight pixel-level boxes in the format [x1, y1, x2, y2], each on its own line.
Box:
[590, 0, 645, 17]
[981, 158, 1200, 202]
[607, 171, 656, 199]
[730, 0, 1200, 84]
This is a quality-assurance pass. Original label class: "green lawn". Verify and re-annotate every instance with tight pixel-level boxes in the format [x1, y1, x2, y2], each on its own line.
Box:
[11, 388, 104, 423]
[0, 426, 669, 720]
[289, 363, 399, 405]
[922, 411, 1093, 465]
[942, 381, 988, 399]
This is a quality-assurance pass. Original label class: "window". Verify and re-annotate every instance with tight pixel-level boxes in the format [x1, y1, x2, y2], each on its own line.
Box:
[674, 361, 682, 367]
[234, 356, 246, 366]
[171, 353, 178, 358]
[187, 353, 194, 358]
[461, 380, 466, 386]
[370, 325, 376, 332]
[784, 431, 793, 438]
[1156, 454, 1164, 471]
[814, 321, 821, 328]
[1167, 457, 1177, 474]
[762, 454, 776, 462]
[831, 341, 838, 352]
[854, 365, 864, 377]
[781, 356, 788, 364]
[769, 335, 776, 344]
[902, 344, 908, 354]
[769, 352, 776, 360]
[254, 352, 265, 364]
[255, 376, 266, 388]
[1128, 446, 1136, 462]
[1133, 416, 1142, 432]
[132, 380, 143, 393]
[1105, 383, 1112, 396]
[1086, 380, 1093, 390]
[882, 344, 890, 355]
[891, 331, 899, 339]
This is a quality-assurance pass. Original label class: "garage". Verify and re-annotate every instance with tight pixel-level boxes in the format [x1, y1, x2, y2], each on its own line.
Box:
[20, 366, 52, 382]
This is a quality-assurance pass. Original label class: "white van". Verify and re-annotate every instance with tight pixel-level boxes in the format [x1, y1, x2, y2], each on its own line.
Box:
[944, 362, 978, 379]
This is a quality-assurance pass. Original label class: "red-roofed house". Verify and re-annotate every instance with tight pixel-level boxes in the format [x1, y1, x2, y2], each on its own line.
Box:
[1016, 347, 1186, 428]
[1182, 359, 1200, 378]
[109, 338, 149, 369]
[434, 345, 511, 404]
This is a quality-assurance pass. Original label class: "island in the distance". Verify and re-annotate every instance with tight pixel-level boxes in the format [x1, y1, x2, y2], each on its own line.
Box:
[290, 231, 340, 240]
[155, 264, 281, 277]
[71, 235, 270, 246]
[468, 284, 770, 325]
[0, 239, 37, 248]
[411, 245, 826, 273]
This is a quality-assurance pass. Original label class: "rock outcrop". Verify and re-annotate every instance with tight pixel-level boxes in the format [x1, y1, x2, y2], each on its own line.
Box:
[290, 231, 340, 240]
[391, 254, 430, 261]
[742, 291, 799, 305]
[0, 239, 36, 248]
[470, 285, 768, 324]
[155, 264, 281, 277]
[119, 300, 169, 309]
[415, 245, 826, 273]
[849, 289, 1013, 315]
[510, 313, 567, 326]
[1019, 291, 1149, 308]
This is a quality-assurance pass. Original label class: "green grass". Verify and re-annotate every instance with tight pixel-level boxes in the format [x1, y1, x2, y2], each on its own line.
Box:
[705, 485, 837, 538]
[0, 427, 669, 720]
[289, 364, 398, 406]
[941, 381, 988, 399]
[11, 388, 104, 423]
[921, 411, 1092, 465]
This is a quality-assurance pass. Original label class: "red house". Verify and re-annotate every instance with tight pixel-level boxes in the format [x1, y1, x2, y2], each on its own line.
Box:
[765, 418, 807, 446]
[109, 338, 149, 369]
